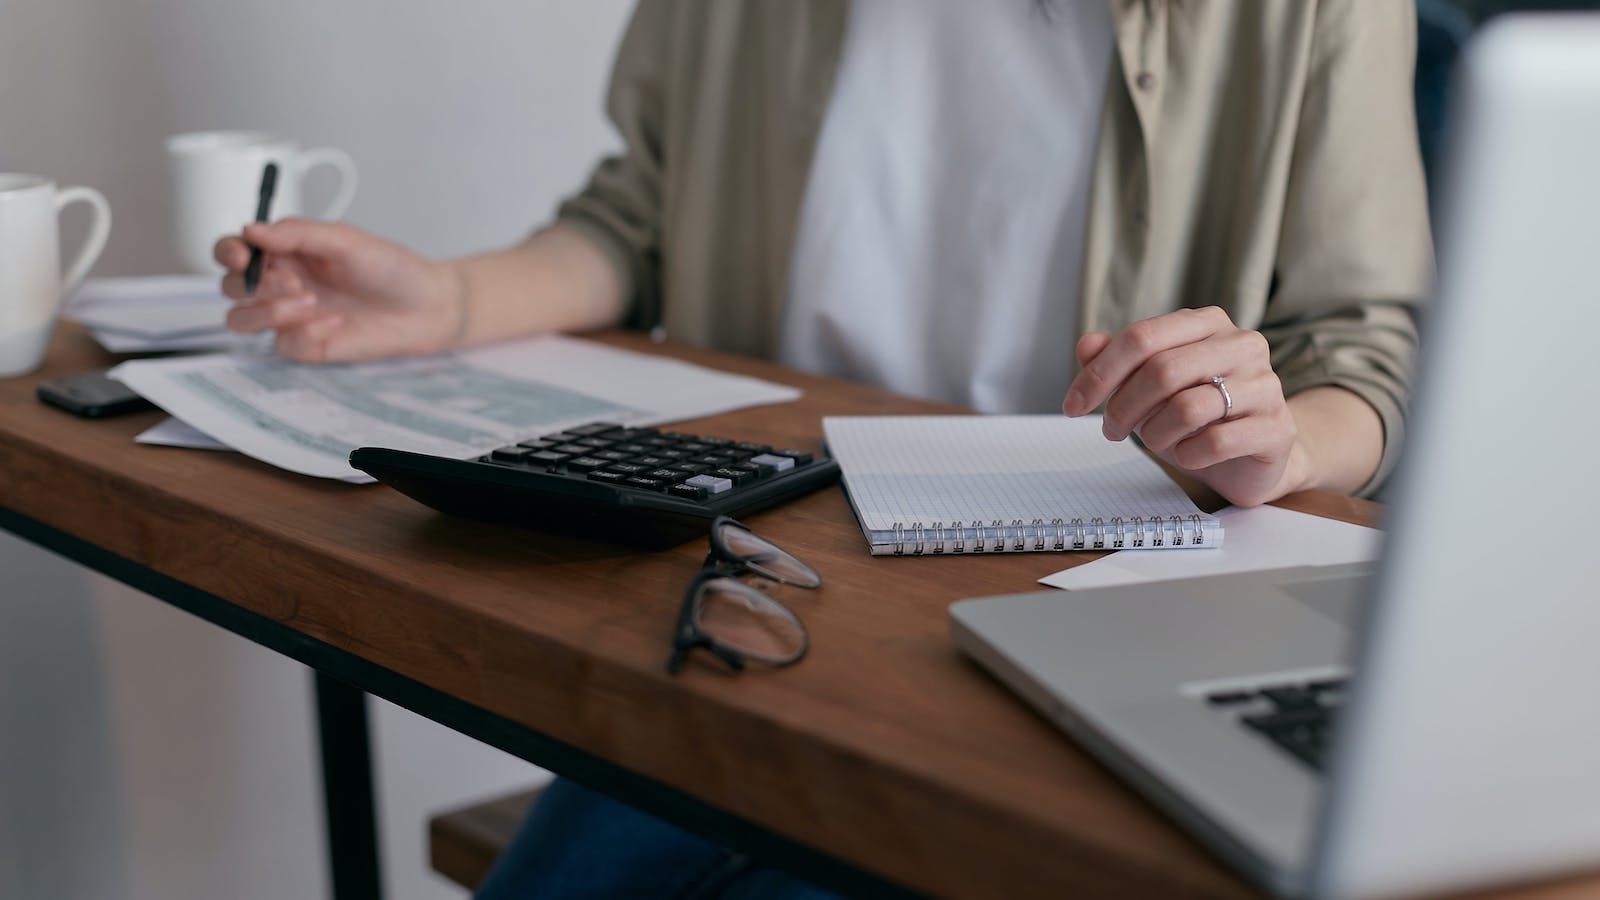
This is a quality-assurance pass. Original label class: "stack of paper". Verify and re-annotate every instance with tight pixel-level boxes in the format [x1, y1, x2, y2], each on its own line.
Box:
[64, 275, 259, 353]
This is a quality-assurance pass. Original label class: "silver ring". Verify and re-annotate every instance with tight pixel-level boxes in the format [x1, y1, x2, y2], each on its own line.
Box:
[1210, 375, 1233, 420]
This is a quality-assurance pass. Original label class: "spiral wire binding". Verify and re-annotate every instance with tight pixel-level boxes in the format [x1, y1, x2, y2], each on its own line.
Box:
[886, 512, 1212, 555]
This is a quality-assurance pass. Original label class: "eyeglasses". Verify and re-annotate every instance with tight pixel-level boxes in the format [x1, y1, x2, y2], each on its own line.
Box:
[666, 516, 820, 675]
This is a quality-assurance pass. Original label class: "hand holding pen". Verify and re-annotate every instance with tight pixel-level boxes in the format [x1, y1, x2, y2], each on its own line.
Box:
[211, 163, 625, 364]
[242, 162, 278, 296]
[213, 206, 464, 363]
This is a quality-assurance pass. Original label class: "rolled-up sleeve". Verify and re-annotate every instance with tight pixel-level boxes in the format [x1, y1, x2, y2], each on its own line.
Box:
[555, 0, 672, 332]
[1264, 0, 1435, 496]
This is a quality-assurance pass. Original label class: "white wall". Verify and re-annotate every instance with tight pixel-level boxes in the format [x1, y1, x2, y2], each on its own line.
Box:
[0, 1, 634, 898]
[1, 0, 633, 265]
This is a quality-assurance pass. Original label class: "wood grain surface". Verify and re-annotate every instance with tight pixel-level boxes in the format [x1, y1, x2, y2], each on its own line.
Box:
[1, 323, 1588, 900]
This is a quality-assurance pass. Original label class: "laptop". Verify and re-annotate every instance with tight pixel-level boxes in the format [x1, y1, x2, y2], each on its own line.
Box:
[949, 16, 1600, 900]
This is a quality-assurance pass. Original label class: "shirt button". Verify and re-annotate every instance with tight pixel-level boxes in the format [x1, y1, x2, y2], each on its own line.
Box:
[1136, 72, 1157, 92]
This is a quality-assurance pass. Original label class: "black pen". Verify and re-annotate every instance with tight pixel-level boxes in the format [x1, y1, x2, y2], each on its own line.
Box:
[242, 162, 279, 296]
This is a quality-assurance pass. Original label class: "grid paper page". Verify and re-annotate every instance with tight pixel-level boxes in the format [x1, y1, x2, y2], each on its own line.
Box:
[822, 415, 1206, 530]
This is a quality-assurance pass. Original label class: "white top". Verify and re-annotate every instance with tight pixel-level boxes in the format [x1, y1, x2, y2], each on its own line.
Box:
[780, 0, 1113, 414]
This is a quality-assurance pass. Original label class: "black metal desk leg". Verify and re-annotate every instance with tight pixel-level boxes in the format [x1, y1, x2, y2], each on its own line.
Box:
[314, 671, 384, 900]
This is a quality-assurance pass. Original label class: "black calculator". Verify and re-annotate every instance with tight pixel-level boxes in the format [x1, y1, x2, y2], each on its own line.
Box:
[350, 422, 840, 549]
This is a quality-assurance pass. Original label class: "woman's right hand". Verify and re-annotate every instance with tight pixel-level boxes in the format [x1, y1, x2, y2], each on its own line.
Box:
[215, 218, 465, 363]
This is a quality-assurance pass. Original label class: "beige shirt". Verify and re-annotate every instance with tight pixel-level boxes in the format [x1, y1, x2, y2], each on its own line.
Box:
[555, 0, 1433, 496]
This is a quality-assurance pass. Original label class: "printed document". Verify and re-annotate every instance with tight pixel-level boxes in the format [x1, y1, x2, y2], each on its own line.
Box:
[136, 417, 232, 452]
[110, 335, 802, 482]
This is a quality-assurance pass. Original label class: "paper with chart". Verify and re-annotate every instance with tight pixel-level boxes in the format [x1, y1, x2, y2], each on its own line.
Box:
[821, 415, 1222, 553]
[110, 335, 802, 482]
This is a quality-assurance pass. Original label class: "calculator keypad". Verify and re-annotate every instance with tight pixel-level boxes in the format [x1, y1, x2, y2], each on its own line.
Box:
[482, 423, 818, 504]
[352, 423, 838, 549]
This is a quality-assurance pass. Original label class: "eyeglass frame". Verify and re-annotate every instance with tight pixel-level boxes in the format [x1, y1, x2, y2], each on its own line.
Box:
[666, 516, 820, 675]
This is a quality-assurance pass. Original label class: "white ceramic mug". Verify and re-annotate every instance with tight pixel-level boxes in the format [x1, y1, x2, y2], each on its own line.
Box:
[166, 130, 357, 274]
[0, 174, 112, 377]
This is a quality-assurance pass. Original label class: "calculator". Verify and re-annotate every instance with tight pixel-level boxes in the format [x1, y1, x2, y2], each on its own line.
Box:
[349, 422, 840, 549]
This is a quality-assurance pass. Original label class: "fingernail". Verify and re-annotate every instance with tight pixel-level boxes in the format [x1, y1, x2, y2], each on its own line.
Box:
[1064, 390, 1085, 416]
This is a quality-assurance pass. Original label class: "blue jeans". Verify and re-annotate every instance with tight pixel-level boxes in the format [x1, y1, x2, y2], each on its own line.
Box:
[474, 777, 847, 900]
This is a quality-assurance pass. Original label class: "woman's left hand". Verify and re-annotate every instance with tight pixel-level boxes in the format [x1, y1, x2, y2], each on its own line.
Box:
[1061, 306, 1302, 507]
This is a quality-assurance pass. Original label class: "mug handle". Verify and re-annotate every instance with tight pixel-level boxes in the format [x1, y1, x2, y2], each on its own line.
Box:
[56, 186, 112, 293]
[293, 147, 358, 221]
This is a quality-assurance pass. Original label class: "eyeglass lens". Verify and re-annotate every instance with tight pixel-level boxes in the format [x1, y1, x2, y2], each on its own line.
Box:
[714, 521, 821, 588]
[693, 577, 807, 664]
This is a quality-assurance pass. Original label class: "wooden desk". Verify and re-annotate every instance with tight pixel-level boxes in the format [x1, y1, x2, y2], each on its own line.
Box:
[1, 324, 1592, 900]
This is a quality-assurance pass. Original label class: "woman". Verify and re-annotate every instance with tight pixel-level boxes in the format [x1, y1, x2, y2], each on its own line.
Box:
[216, 1, 1430, 895]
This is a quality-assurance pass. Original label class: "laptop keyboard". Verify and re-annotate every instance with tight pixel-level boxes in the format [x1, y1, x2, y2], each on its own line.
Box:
[1206, 678, 1347, 772]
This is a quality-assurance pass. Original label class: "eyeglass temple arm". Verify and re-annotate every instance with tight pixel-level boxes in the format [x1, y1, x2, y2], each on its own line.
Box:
[665, 635, 747, 675]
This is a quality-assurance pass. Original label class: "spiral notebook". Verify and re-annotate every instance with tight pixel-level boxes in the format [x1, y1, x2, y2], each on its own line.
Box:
[822, 415, 1223, 556]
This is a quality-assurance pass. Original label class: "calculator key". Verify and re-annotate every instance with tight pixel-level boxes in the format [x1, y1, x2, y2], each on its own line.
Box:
[567, 422, 622, 436]
[686, 474, 734, 494]
[734, 442, 772, 454]
[748, 453, 796, 474]
[1206, 690, 1256, 706]
[353, 420, 846, 553]
[1260, 687, 1320, 711]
